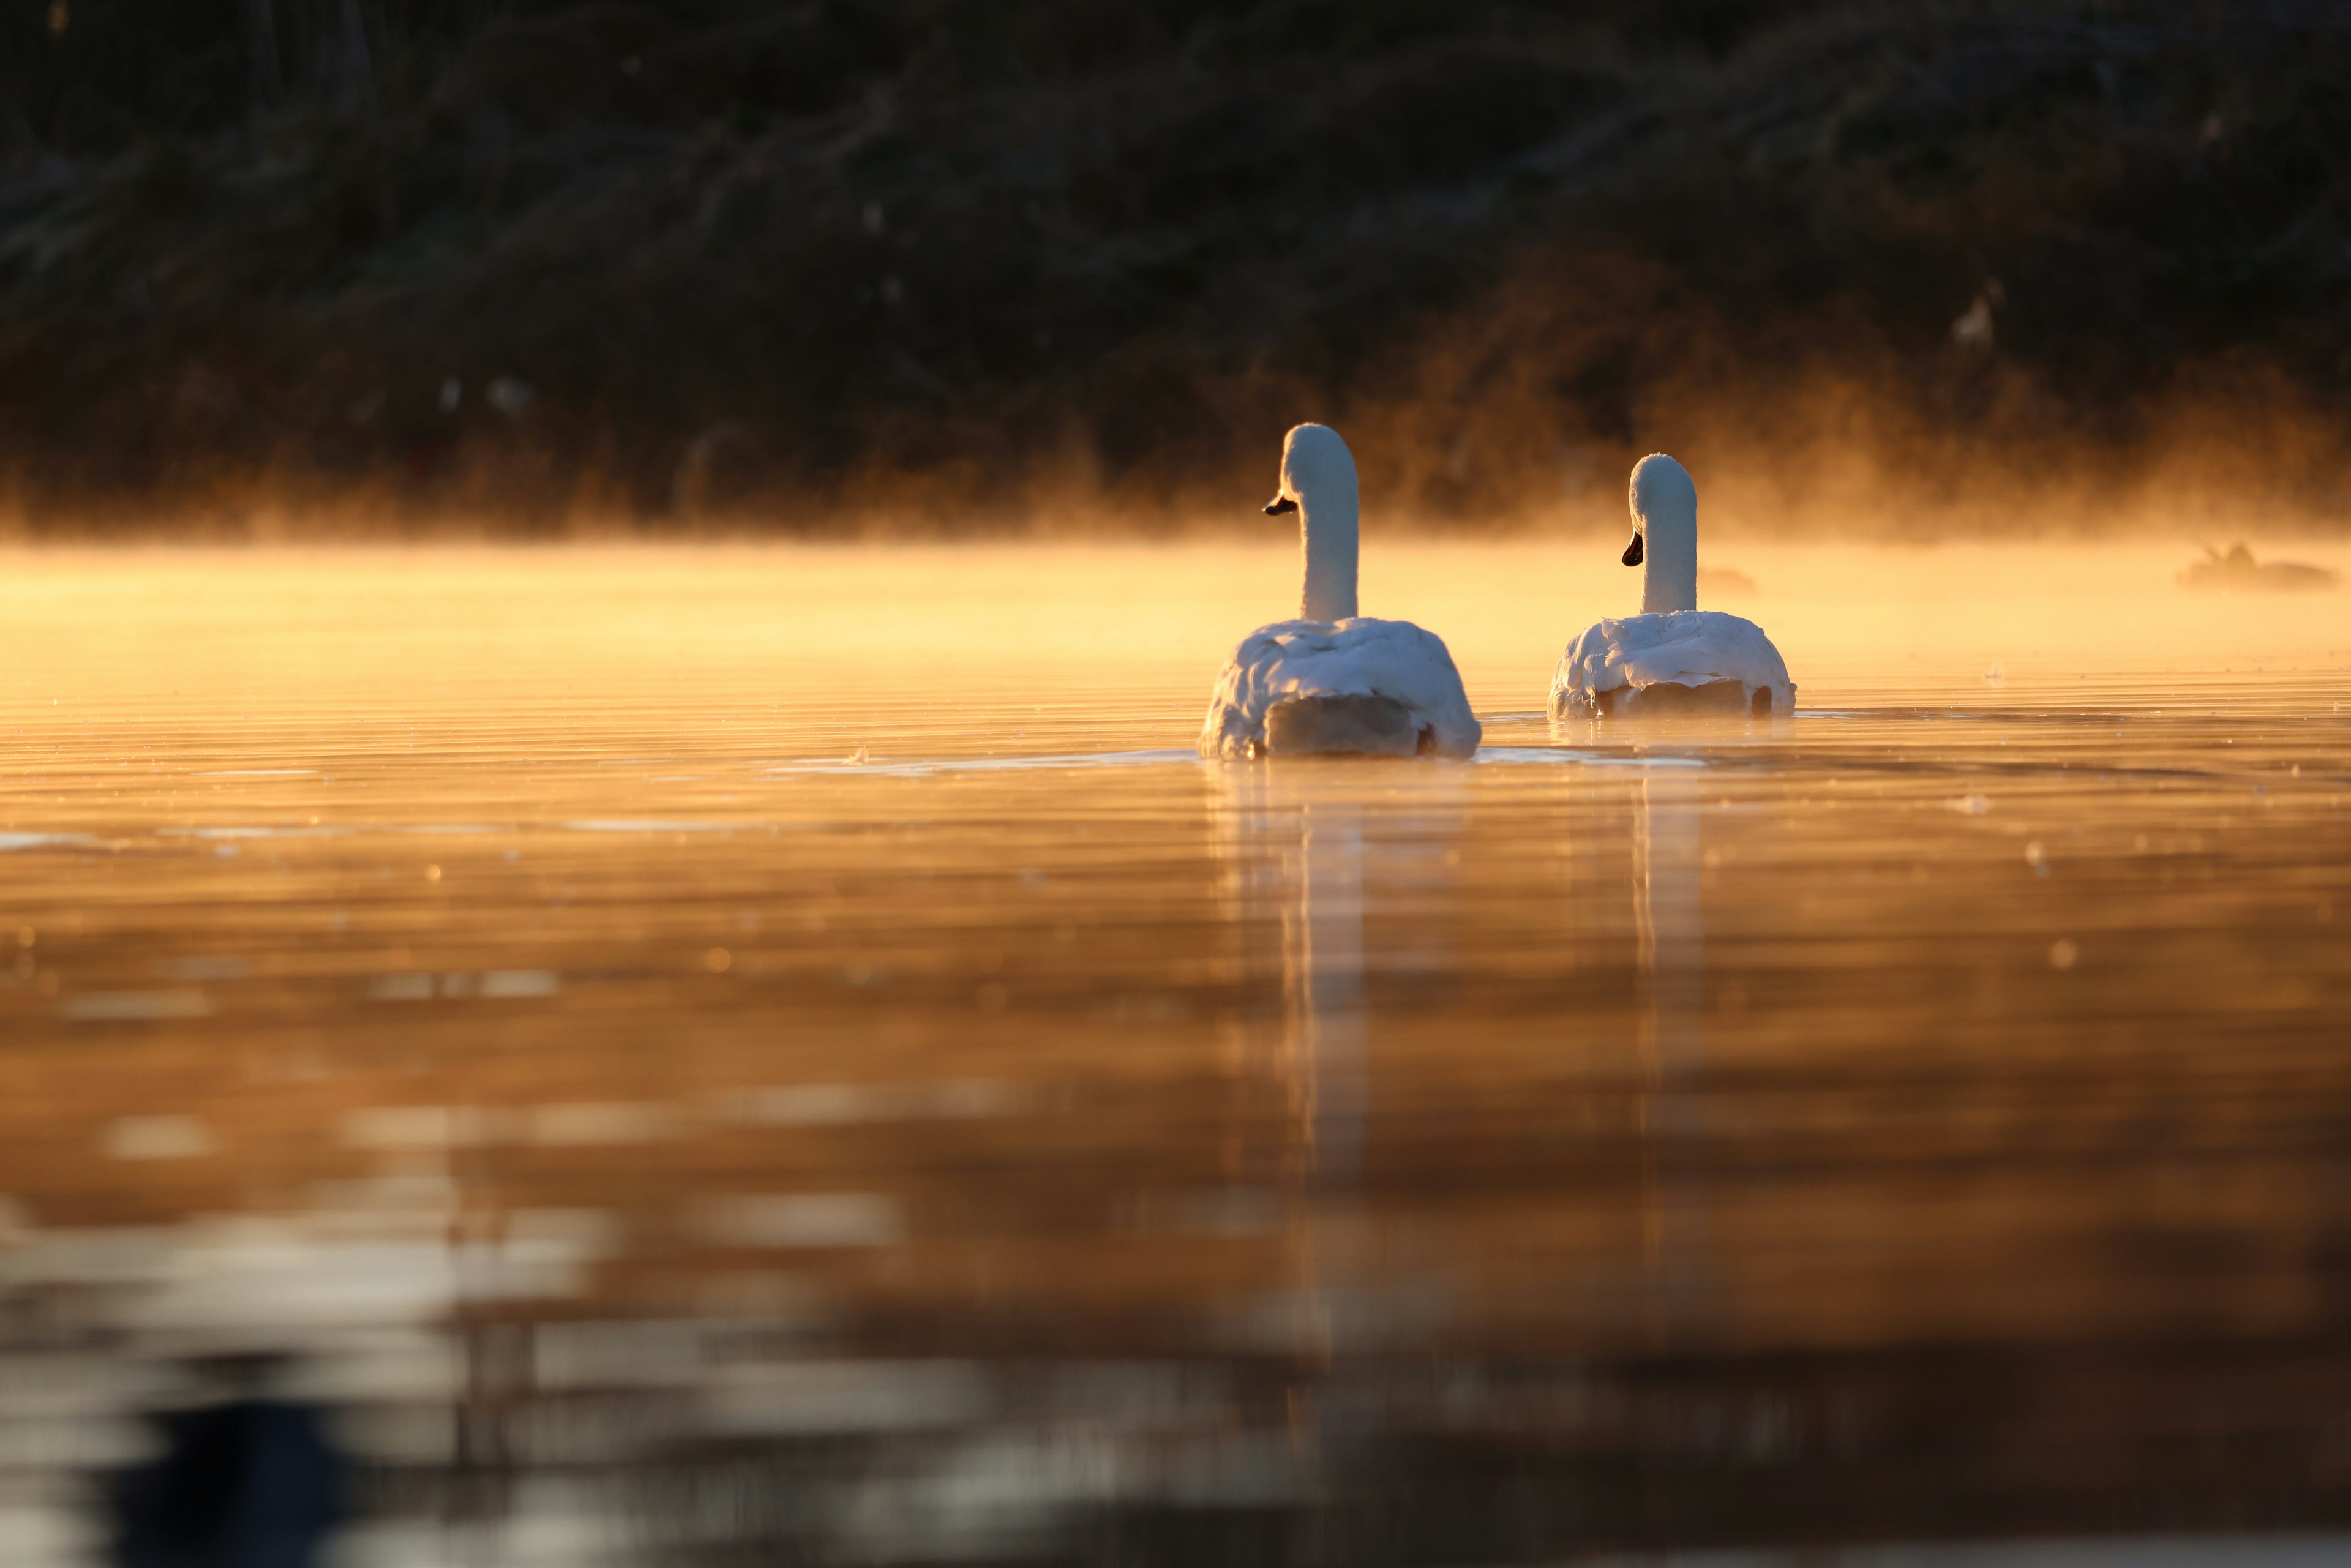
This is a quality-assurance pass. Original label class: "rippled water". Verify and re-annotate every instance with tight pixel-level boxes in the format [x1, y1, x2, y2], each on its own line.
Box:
[2, 542, 2348, 1566]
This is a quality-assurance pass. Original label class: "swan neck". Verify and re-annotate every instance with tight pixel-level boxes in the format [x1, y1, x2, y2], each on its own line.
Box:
[1299, 487, 1360, 623]
[1641, 510, 1697, 615]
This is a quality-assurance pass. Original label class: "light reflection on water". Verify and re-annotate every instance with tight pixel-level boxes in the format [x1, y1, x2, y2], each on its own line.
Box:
[0, 545, 2348, 1564]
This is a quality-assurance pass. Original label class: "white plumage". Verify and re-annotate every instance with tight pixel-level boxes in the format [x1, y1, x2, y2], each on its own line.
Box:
[1203, 617, 1483, 759]
[1550, 454, 1796, 720]
[1552, 610, 1793, 718]
[1201, 425, 1481, 760]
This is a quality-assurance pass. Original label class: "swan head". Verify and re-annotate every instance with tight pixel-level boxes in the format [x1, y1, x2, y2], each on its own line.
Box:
[1624, 452, 1696, 568]
[1264, 422, 1355, 516]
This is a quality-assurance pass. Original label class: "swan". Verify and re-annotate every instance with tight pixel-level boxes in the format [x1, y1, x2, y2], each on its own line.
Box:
[1550, 454, 1794, 719]
[2178, 541, 2339, 593]
[1201, 424, 1481, 760]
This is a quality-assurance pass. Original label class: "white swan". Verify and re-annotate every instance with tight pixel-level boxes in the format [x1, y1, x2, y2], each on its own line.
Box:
[1201, 424, 1482, 760]
[1550, 454, 1794, 720]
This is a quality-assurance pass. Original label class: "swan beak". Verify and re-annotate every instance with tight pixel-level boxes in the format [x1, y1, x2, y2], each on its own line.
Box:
[1621, 531, 1643, 567]
[1264, 495, 1298, 516]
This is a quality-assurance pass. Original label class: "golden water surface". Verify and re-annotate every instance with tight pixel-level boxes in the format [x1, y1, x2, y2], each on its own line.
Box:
[1, 541, 2348, 1565]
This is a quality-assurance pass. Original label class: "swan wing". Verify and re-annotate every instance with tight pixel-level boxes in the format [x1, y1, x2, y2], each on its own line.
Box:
[1202, 617, 1482, 759]
[1551, 611, 1794, 716]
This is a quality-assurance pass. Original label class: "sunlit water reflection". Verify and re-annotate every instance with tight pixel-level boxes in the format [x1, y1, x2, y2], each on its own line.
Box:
[0, 542, 2347, 1564]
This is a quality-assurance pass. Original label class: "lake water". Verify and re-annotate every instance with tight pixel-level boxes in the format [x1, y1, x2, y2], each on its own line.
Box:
[1, 541, 2348, 1566]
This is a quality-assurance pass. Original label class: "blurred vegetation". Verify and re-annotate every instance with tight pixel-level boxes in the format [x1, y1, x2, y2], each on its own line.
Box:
[2, 0, 2349, 532]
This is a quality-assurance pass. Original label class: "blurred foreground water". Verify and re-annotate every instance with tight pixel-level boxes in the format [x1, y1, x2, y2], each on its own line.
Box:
[1, 541, 2349, 1566]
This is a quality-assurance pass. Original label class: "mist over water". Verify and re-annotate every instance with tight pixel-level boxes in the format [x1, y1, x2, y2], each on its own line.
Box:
[1, 541, 2348, 1564]
[9, 536, 2345, 703]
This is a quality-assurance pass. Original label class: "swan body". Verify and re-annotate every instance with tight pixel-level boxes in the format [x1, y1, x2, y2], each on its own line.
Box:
[1552, 610, 1793, 718]
[1550, 454, 1795, 720]
[1204, 617, 1482, 758]
[1202, 425, 1481, 760]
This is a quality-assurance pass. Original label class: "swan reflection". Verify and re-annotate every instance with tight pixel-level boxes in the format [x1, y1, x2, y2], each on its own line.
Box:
[1212, 762, 1466, 1361]
[1633, 757, 1714, 1341]
[1289, 792, 1368, 1182]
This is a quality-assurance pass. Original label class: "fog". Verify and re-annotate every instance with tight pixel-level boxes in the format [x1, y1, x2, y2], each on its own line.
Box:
[5, 538, 2343, 713]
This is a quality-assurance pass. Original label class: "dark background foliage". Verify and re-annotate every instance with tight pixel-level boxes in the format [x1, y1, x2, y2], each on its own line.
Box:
[4, 0, 2349, 531]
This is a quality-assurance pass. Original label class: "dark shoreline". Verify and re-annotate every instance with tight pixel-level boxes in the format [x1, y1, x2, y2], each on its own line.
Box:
[7, 1, 2350, 535]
